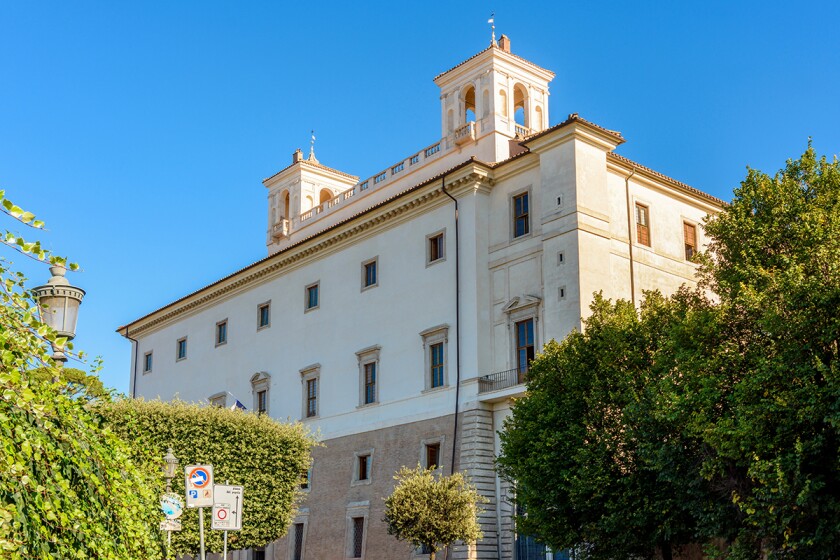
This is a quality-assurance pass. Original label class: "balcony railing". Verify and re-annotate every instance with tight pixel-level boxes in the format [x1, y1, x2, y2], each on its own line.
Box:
[478, 367, 527, 394]
[454, 121, 475, 145]
[514, 124, 534, 137]
[271, 218, 290, 240]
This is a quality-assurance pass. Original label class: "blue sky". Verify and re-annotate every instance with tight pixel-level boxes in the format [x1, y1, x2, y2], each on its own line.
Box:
[2, 1, 838, 393]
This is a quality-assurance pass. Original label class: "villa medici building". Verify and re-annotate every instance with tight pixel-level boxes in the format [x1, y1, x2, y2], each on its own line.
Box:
[121, 35, 723, 560]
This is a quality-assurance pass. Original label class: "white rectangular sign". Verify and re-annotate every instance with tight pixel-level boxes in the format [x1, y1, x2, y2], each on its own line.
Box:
[184, 465, 214, 508]
[211, 484, 243, 531]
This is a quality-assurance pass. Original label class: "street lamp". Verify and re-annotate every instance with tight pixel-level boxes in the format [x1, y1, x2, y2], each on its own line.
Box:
[33, 265, 85, 362]
[163, 448, 179, 493]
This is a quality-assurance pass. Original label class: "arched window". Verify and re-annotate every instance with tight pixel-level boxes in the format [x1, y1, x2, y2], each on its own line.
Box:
[283, 191, 290, 218]
[319, 189, 332, 206]
[499, 89, 508, 117]
[305, 195, 313, 210]
[463, 85, 476, 123]
[513, 83, 528, 127]
[482, 89, 490, 118]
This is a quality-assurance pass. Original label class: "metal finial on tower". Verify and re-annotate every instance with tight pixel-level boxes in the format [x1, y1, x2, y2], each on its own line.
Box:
[308, 130, 318, 162]
[488, 12, 496, 46]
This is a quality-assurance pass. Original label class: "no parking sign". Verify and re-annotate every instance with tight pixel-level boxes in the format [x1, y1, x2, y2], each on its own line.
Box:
[211, 484, 243, 531]
[184, 465, 214, 508]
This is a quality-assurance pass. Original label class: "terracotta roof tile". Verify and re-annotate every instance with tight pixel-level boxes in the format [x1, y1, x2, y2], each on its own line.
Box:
[434, 44, 554, 82]
[263, 158, 359, 184]
[607, 152, 726, 206]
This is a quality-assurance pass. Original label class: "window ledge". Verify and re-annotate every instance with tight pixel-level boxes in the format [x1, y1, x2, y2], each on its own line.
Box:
[422, 385, 449, 395]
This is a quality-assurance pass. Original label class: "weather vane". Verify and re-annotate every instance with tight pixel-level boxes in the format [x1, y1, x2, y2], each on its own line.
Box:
[488, 11, 496, 46]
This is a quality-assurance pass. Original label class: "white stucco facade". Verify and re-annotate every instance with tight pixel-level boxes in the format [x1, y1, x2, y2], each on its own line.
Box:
[122, 36, 723, 560]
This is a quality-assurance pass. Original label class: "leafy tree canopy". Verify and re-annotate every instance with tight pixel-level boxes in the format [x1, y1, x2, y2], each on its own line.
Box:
[101, 399, 316, 556]
[0, 191, 164, 559]
[384, 466, 487, 560]
[498, 146, 840, 560]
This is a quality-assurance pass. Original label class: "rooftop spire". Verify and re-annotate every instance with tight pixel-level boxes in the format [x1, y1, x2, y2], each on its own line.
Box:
[308, 130, 318, 163]
[488, 12, 496, 46]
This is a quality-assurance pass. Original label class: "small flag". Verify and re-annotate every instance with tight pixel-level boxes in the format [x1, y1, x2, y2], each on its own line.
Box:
[226, 391, 247, 410]
[488, 12, 494, 24]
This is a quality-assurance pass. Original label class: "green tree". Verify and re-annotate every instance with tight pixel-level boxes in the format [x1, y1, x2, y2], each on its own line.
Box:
[497, 292, 729, 560]
[497, 146, 840, 559]
[101, 398, 316, 556]
[383, 466, 487, 560]
[0, 191, 165, 559]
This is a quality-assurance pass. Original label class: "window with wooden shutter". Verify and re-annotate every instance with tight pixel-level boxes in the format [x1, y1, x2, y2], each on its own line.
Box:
[635, 203, 650, 247]
[684, 222, 697, 260]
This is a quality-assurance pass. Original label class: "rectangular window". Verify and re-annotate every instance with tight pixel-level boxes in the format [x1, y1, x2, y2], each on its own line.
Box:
[253, 549, 266, 560]
[216, 320, 227, 346]
[143, 351, 153, 373]
[176, 337, 187, 361]
[515, 318, 535, 376]
[428, 232, 444, 263]
[293, 523, 304, 560]
[300, 468, 311, 490]
[430, 342, 444, 388]
[306, 378, 318, 418]
[635, 203, 650, 247]
[306, 283, 319, 311]
[684, 221, 697, 260]
[257, 390, 267, 414]
[352, 517, 365, 558]
[362, 259, 377, 289]
[358, 454, 370, 481]
[513, 192, 530, 238]
[425, 442, 441, 469]
[258, 302, 270, 329]
[364, 362, 376, 405]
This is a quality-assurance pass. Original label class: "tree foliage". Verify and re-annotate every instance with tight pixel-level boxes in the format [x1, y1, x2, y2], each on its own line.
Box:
[0, 192, 164, 559]
[497, 146, 840, 559]
[383, 466, 487, 559]
[101, 399, 316, 555]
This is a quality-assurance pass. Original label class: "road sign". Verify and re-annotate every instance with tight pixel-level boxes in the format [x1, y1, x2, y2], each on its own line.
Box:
[160, 492, 184, 519]
[185, 465, 214, 508]
[211, 484, 243, 531]
[160, 519, 182, 531]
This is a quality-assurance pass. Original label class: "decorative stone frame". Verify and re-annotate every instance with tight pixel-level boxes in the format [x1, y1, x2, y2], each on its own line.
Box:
[344, 501, 370, 559]
[208, 391, 227, 408]
[299, 363, 321, 420]
[304, 281, 320, 313]
[632, 197, 653, 248]
[425, 228, 446, 266]
[250, 371, 271, 415]
[288, 509, 310, 560]
[420, 324, 449, 392]
[176, 336, 187, 362]
[360, 256, 379, 291]
[142, 350, 153, 374]
[215, 319, 228, 347]
[510, 187, 533, 241]
[419, 435, 445, 471]
[503, 295, 541, 370]
[356, 345, 381, 407]
[351, 449, 375, 487]
[257, 300, 271, 330]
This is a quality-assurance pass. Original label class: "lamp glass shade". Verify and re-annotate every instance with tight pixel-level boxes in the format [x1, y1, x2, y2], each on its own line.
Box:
[38, 295, 81, 339]
[163, 450, 179, 478]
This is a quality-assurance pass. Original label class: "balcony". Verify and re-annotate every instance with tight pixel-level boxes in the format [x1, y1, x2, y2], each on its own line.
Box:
[271, 218, 290, 240]
[478, 367, 527, 394]
[454, 121, 476, 145]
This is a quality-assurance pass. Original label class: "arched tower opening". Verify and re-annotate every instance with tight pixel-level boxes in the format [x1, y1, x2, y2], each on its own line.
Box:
[283, 191, 290, 219]
[513, 83, 528, 127]
[319, 188, 333, 206]
[463, 85, 476, 123]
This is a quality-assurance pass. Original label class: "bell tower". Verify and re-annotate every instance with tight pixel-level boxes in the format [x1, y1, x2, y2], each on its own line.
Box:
[433, 35, 555, 162]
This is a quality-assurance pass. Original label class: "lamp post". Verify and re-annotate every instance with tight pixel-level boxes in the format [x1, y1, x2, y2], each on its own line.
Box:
[162, 448, 179, 558]
[32, 265, 85, 362]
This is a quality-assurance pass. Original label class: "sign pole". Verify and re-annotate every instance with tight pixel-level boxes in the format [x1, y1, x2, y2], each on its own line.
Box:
[222, 480, 229, 559]
[199, 506, 206, 560]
